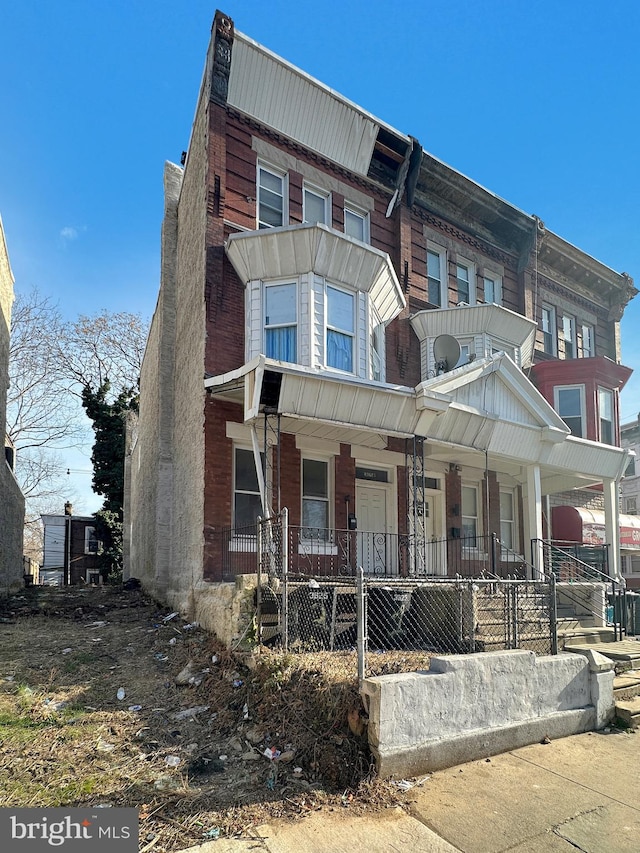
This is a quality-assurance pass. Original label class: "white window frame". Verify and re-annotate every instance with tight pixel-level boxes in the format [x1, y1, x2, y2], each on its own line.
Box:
[344, 201, 369, 243]
[598, 386, 615, 445]
[554, 384, 586, 438]
[303, 183, 330, 225]
[461, 483, 480, 545]
[483, 272, 502, 305]
[300, 456, 336, 553]
[325, 283, 356, 374]
[499, 489, 517, 553]
[257, 161, 287, 229]
[563, 314, 576, 359]
[84, 526, 100, 555]
[455, 337, 474, 368]
[541, 304, 557, 356]
[263, 280, 298, 363]
[427, 242, 447, 307]
[455, 257, 476, 305]
[233, 446, 264, 531]
[581, 323, 594, 358]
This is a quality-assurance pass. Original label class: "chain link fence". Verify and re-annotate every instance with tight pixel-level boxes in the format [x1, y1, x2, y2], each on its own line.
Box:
[254, 515, 556, 676]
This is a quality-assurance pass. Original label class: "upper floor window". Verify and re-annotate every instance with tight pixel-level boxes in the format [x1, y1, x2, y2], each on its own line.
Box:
[598, 387, 614, 445]
[541, 304, 557, 355]
[84, 526, 101, 555]
[461, 484, 479, 545]
[563, 315, 576, 359]
[427, 244, 446, 307]
[456, 259, 475, 305]
[302, 458, 330, 535]
[581, 323, 594, 358]
[344, 202, 369, 243]
[626, 496, 637, 515]
[234, 448, 263, 528]
[265, 282, 297, 362]
[326, 285, 354, 372]
[555, 385, 585, 438]
[303, 184, 330, 225]
[499, 489, 516, 551]
[483, 273, 502, 305]
[258, 163, 286, 229]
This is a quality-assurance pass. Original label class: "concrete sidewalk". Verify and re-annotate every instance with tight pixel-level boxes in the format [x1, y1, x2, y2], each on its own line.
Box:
[180, 729, 639, 853]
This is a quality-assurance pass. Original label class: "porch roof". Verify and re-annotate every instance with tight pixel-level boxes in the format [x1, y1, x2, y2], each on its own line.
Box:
[204, 353, 630, 494]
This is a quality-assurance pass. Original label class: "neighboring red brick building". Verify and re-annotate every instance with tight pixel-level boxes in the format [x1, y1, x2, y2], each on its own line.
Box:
[124, 11, 636, 629]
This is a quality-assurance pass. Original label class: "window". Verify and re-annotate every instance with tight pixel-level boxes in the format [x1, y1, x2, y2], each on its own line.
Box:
[461, 484, 479, 544]
[581, 323, 594, 358]
[541, 304, 556, 355]
[234, 448, 263, 528]
[563, 315, 576, 359]
[427, 244, 446, 306]
[371, 320, 384, 382]
[455, 341, 472, 368]
[483, 273, 502, 305]
[555, 385, 585, 437]
[265, 282, 297, 362]
[344, 203, 369, 242]
[326, 285, 354, 372]
[456, 259, 475, 305]
[303, 184, 330, 225]
[598, 387, 614, 445]
[84, 526, 101, 555]
[499, 490, 516, 551]
[258, 163, 286, 229]
[626, 496, 637, 515]
[302, 458, 330, 535]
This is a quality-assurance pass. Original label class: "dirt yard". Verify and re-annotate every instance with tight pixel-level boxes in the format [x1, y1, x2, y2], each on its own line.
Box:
[0, 585, 430, 851]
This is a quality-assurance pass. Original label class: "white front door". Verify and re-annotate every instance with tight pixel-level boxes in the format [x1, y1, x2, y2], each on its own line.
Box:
[357, 485, 395, 575]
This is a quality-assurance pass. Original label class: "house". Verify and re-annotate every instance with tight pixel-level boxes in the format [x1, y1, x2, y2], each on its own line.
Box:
[40, 503, 102, 586]
[125, 11, 636, 639]
[0, 215, 25, 594]
[619, 415, 640, 589]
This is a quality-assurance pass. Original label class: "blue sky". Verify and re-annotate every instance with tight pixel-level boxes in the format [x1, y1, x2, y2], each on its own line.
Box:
[2, 0, 640, 510]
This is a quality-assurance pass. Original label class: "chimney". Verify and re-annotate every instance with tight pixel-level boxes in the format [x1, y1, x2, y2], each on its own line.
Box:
[64, 502, 73, 516]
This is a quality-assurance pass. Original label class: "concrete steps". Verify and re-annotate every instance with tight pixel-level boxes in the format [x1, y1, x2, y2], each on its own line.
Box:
[615, 696, 640, 728]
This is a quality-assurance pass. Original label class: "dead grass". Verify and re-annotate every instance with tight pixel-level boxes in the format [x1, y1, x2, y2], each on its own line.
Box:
[0, 586, 428, 850]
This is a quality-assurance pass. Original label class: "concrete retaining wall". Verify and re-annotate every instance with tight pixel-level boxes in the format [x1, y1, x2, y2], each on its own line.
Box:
[361, 648, 615, 778]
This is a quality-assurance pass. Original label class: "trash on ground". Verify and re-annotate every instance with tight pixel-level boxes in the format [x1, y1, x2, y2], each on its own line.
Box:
[165, 755, 181, 767]
[263, 747, 281, 760]
[232, 679, 243, 688]
[243, 702, 250, 720]
[128, 705, 142, 712]
[154, 774, 179, 791]
[173, 705, 210, 721]
[202, 828, 220, 840]
[96, 738, 115, 753]
[163, 612, 179, 622]
[116, 687, 125, 701]
[61, 648, 73, 655]
[169, 637, 177, 646]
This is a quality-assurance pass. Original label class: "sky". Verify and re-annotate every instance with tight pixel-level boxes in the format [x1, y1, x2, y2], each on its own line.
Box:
[1, 0, 640, 513]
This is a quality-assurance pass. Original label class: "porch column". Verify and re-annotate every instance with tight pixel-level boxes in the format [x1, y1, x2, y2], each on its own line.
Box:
[603, 476, 621, 583]
[523, 464, 543, 579]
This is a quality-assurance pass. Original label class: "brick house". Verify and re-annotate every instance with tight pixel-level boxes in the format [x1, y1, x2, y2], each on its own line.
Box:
[124, 11, 636, 635]
[41, 504, 103, 586]
[0, 215, 25, 594]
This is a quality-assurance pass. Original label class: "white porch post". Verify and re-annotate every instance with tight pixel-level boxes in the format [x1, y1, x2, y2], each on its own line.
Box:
[603, 476, 621, 583]
[523, 464, 543, 579]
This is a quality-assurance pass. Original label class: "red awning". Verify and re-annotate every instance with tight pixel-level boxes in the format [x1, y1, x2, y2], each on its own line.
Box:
[552, 505, 640, 550]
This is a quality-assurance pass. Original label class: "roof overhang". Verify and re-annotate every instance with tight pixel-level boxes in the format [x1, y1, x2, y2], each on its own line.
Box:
[225, 223, 405, 323]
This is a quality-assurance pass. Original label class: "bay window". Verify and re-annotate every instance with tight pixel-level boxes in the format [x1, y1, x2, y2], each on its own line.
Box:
[598, 387, 614, 445]
[326, 285, 354, 372]
[555, 385, 585, 437]
[265, 282, 297, 362]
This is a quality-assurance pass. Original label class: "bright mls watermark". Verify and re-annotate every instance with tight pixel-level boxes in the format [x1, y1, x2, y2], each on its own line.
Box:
[0, 808, 138, 851]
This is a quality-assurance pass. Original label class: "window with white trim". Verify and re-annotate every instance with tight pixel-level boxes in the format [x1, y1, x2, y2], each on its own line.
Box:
[499, 490, 516, 551]
[326, 285, 355, 372]
[456, 258, 475, 305]
[581, 323, 594, 358]
[598, 387, 614, 445]
[265, 281, 297, 362]
[541, 304, 557, 355]
[563, 314, 576, 359]
[302, 458, 330, 537]
[427, 243, 446, 306]
[233, 448, 263, 528]
[555, 385, 585, 438]
[257, 163, 286, 229]
[344, 202, 369, 243]
[626, 496, 637, 515]
[455, 339, 473, 368]
[461, 484, 479, 544]
[84, 526, 101, 555]
[303, 184, 330, 225]
[483, 273, 502, 305]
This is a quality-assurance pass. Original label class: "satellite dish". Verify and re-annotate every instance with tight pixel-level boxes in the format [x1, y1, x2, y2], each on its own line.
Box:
[433, 334, 461, 374]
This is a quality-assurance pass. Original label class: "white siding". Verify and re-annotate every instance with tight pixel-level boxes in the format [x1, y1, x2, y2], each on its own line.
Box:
[42, 517, 66, 569]
[358, 291, 367, 379]
[312, 274, 324, 369]
[246, 279, 262, 361]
